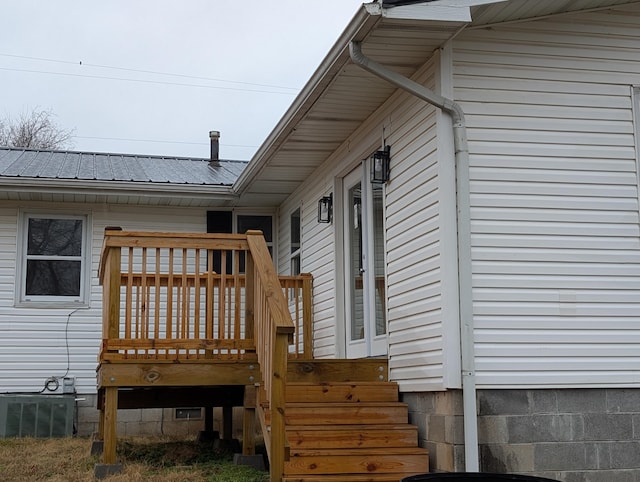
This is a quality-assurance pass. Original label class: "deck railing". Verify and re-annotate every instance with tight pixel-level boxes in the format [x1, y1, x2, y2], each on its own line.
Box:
[99, 229, 312, 362]
[99, 228, 311, 480]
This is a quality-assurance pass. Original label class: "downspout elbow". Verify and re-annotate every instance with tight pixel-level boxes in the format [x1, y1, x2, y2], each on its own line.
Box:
[348, 40, 371, 71]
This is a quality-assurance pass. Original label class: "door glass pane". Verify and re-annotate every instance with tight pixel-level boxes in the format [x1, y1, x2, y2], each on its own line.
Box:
[237, 215, 272, 241]
[236, 215, 273, 272]
[290, 209, 300, 253]
[348, 183, 364, 341]
[372, 184, 386, 336]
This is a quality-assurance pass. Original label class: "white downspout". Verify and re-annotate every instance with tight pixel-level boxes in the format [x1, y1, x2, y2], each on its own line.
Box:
[349, 41, 479, 471]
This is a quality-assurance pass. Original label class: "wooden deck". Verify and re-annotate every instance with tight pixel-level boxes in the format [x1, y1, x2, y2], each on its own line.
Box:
[95, 229, 428, 481]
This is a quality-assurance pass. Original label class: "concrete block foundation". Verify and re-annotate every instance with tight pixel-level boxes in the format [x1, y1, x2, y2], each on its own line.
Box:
[403, 388, 640, 480]
[76, 393, 245, 439]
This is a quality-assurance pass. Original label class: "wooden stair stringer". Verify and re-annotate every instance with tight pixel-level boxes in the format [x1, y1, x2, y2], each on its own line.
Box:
[282, 475, 417, 482]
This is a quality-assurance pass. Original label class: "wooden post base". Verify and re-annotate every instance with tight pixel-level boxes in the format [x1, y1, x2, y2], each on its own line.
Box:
[94, 463, 123, 479]
[90, 440, 104, 456]
[233, 453, 266, 471]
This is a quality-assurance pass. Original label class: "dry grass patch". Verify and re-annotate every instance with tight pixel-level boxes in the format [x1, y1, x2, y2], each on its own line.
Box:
[0, 437, 94, 482]
[0, 437, 268, 482]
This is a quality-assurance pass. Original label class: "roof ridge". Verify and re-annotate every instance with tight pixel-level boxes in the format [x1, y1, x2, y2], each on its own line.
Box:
[0, 146, 248, 164]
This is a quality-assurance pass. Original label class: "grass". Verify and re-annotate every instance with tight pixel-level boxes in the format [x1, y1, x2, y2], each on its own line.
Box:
[0, 436, 269, 481]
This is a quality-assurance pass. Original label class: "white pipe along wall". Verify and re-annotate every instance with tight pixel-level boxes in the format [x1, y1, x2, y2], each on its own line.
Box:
[349, 40, 479, 471]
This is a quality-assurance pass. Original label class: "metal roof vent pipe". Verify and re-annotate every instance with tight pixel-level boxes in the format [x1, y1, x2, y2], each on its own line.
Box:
[209, 130, 220, 166]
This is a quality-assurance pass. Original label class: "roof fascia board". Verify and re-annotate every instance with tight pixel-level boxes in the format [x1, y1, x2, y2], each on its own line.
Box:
[0, 178, 238, 200]
[233, 5, 381, 196]
[370, 1, 507, 22]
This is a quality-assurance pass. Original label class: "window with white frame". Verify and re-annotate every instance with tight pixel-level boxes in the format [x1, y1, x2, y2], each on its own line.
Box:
[18, 213, 89, 305]
[290, 208, 301, 275]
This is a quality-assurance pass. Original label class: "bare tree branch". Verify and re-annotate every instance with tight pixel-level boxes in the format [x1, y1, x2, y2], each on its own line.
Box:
[0, 109, 75, 150]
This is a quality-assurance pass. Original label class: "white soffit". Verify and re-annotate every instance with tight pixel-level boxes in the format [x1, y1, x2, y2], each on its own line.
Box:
[470, 0, 640, 25]
[236, 0, 640, 207]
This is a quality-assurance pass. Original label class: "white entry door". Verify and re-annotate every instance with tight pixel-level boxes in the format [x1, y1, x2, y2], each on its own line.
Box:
[343, 163, 387, 358]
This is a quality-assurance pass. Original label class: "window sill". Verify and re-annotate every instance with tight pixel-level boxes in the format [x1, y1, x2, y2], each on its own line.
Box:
[15, 300, 90, 309]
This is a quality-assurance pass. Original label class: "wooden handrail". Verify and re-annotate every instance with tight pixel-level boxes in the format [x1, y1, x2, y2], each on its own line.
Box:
[99, 230, 249, 283]
[246, 230, 293, 481]
[246, 231, 295, 336]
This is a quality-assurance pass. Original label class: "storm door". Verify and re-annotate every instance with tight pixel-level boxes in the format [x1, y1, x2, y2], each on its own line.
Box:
[343, 163, 387, 358]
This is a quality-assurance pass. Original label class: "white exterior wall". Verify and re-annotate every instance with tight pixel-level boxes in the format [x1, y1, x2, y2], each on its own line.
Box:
[277, 55, 461, 389]
[384, 55, 460, 391]
[454, 5, 640, 387]
[0, 202, 209, 394]
[279, 179, 337, 358]
[278, 191, 335, 357]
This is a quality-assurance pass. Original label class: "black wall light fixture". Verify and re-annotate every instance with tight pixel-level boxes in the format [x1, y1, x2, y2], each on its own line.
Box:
[370, 145, 391, 184]
[317, 193, 333, 223]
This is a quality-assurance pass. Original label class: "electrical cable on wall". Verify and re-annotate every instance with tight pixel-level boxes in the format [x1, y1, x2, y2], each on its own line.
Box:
[2, 307, 81, 396]
[39, 308, 81, 394]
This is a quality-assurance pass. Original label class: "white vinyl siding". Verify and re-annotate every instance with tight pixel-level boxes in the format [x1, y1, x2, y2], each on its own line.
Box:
[300, 196, 337, 358]
[279, 192, 338, 358]
[276, 53, 462, 387]
[454, 5, 640, 387]
[385, 57, 449, 391]
[0, 203, 209, 394]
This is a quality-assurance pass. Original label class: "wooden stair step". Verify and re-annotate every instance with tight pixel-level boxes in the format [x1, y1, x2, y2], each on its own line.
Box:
[259, 375, 428, 480]
[289, 447, 429, 457]
[288, 359, 389, 383]
[283, 402, 410, 425]
[286, 381, 398, 403]
[287, 424, 419, 449]
[285, 447, 429, 475]
[282, 474, 423, 482]
[286, 382, 399, 403]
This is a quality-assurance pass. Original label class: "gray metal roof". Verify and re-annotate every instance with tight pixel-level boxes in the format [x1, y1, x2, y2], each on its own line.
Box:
[0, 147, 247, 186]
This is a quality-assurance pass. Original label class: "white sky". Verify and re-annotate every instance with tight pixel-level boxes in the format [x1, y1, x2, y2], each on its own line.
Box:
[1, 0, 365, 160]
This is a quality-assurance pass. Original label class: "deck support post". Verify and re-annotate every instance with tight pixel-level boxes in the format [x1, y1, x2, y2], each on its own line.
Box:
[197, 406, 219, 443]
[222, 405, 233, 440]
[242, 385, 257, 455]
[90, 389, 106, 456]
[204, 406, 214, 431]
[97, 389, 105, 440]
[103, 387, 118, 464]
[94, 386, 122, 479]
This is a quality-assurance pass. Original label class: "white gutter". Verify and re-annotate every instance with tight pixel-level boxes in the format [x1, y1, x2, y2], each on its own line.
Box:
[349, 40, 479, 471]
[0, 177, 239, 200]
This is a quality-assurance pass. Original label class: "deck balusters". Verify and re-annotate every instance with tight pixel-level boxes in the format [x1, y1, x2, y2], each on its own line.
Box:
[100, 231, 311, 363]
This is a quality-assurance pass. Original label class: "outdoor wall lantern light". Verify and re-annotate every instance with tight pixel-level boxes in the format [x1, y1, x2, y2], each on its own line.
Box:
[370, 145, 391, 184]
[317, 193, 333, 223]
